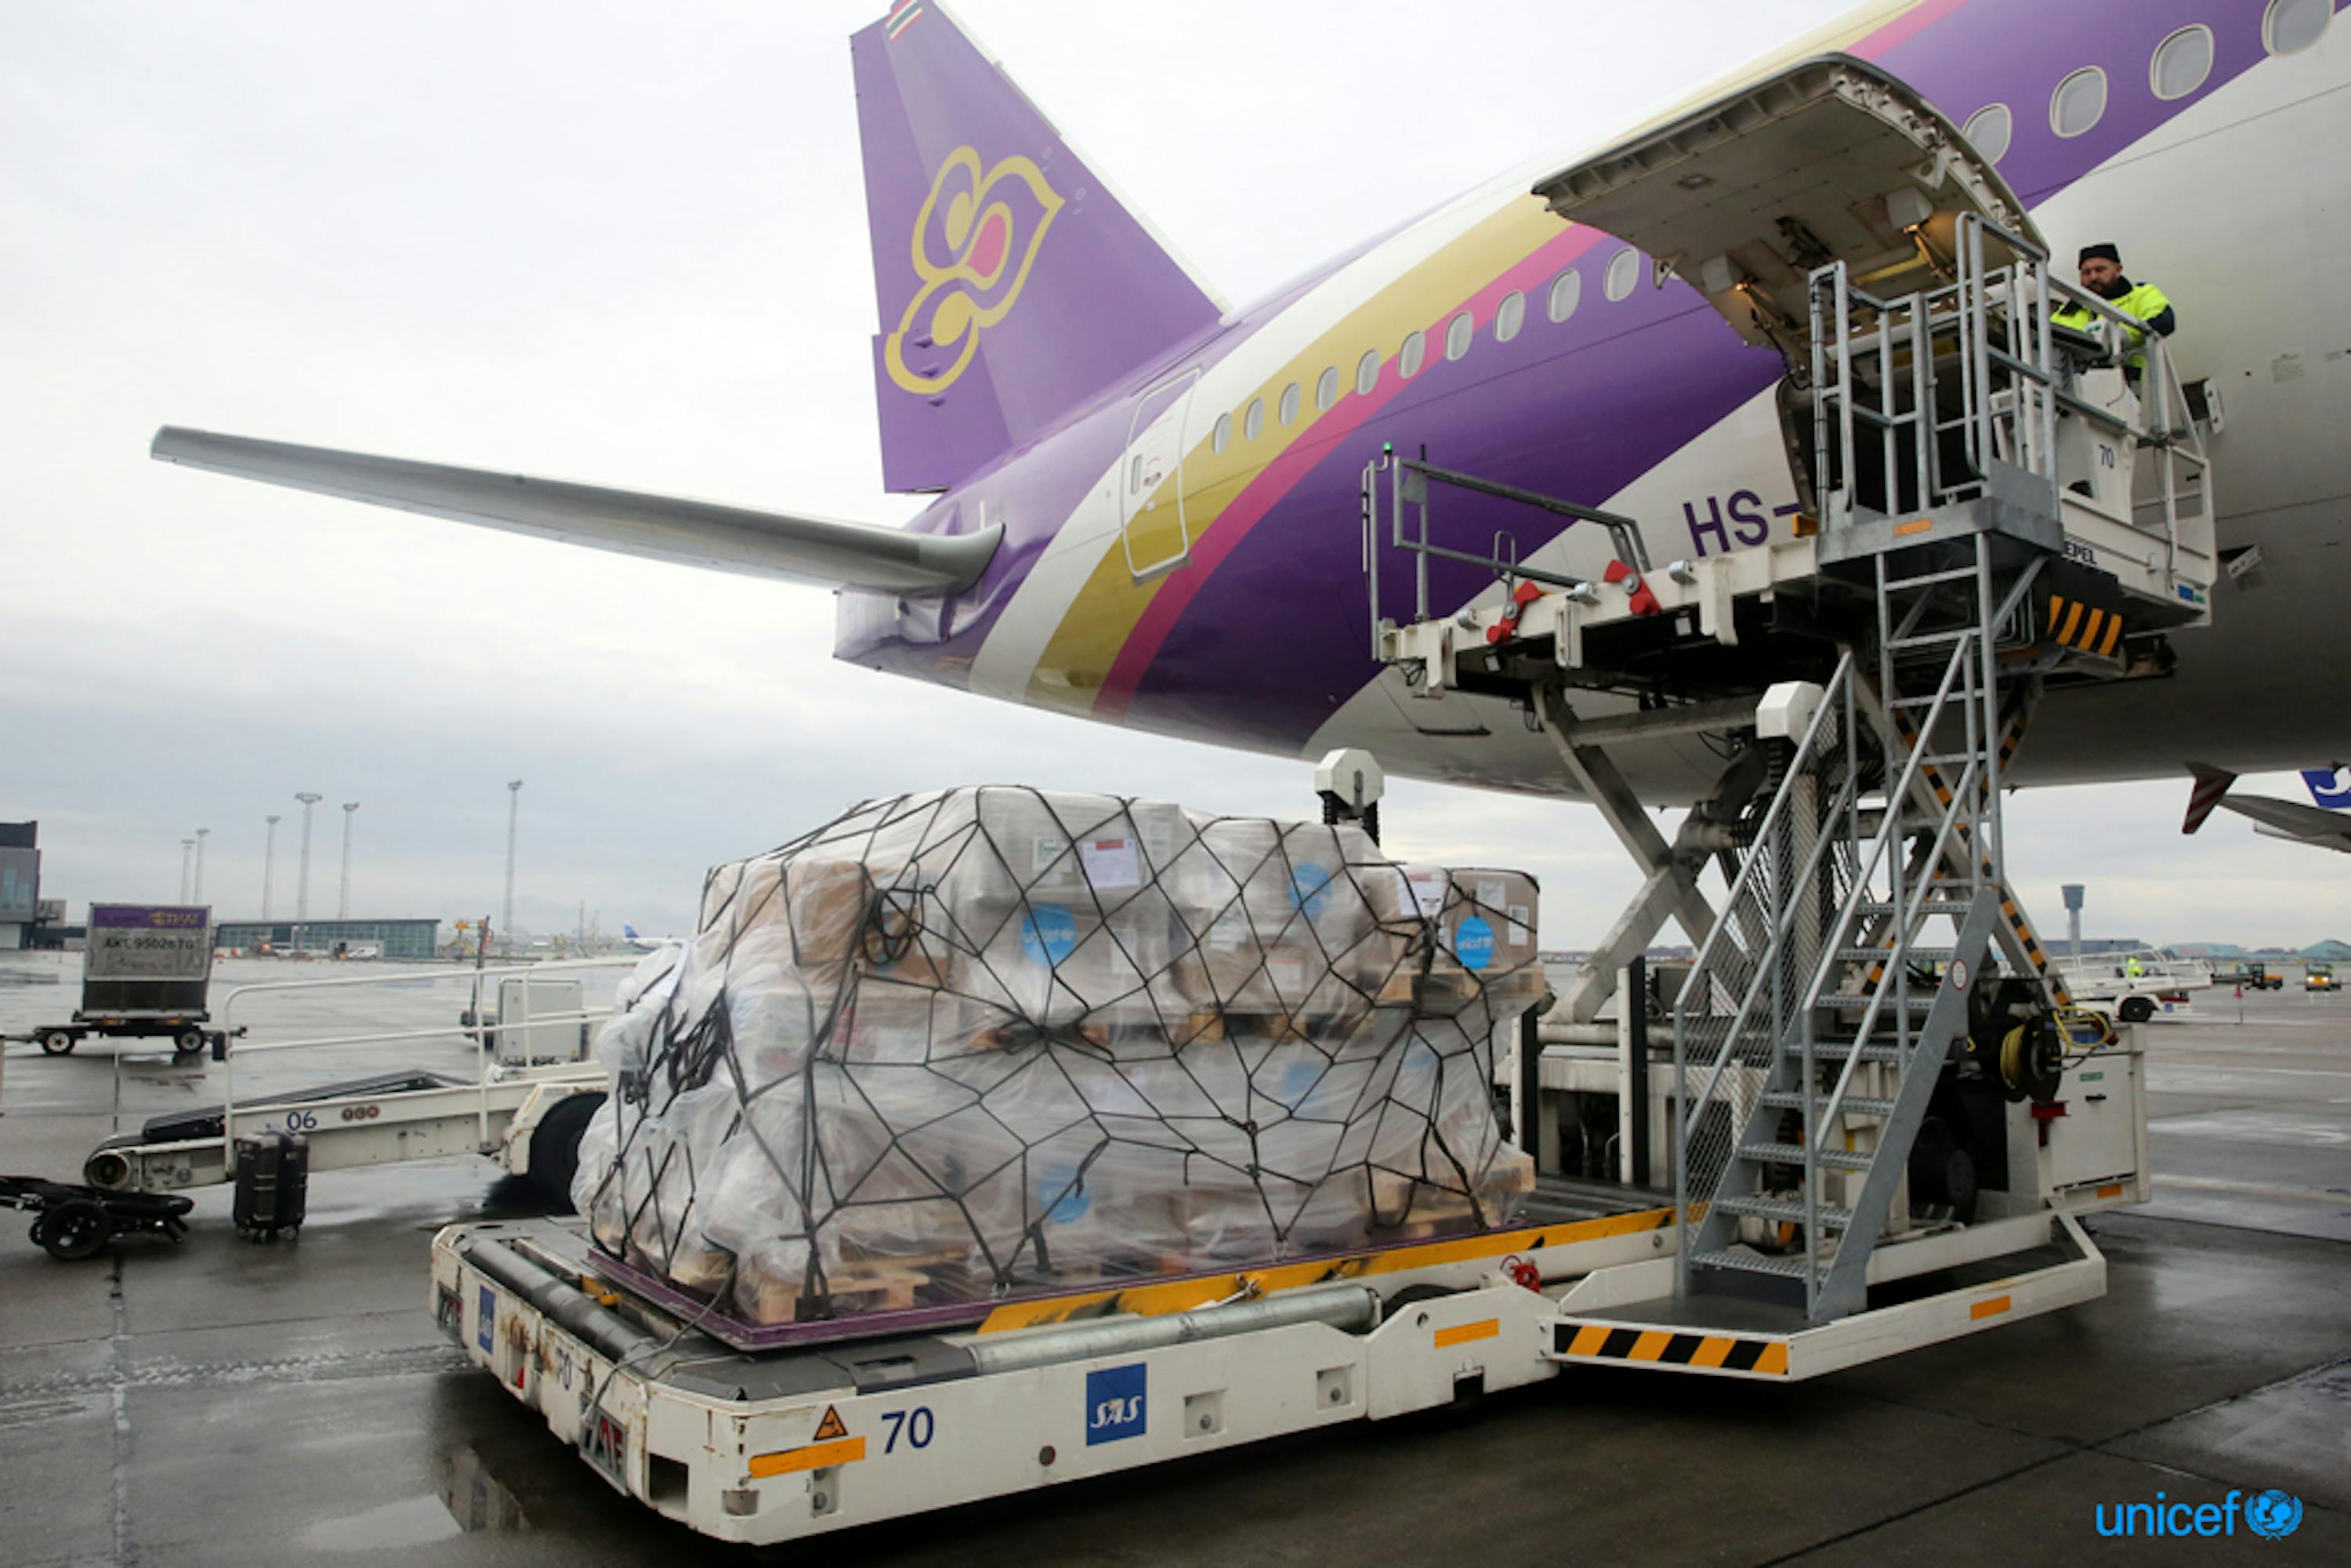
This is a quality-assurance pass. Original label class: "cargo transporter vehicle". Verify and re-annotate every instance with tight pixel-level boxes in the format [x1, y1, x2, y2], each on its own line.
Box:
[441, 60, 2198, 1545]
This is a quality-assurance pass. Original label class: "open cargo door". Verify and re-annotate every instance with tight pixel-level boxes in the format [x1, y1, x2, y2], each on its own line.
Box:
[1533, 56, 2043, 357]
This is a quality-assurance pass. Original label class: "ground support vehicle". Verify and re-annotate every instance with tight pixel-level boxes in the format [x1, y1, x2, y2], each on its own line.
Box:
[75, 959, 634, 1212]
[2304, 962, 2336, 993]
[2053, 947, 2214, 1023]
[436, 1041, 2144, 1550]
[0, 1174, 194, 1260]
[2211, 963, 2277, 991]
[9, 903, 221, 1057]
[435, 65, 2196, 1542]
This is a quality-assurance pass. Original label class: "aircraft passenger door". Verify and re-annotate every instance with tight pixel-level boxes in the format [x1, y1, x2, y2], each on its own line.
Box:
[1120, 368, 1198, 581]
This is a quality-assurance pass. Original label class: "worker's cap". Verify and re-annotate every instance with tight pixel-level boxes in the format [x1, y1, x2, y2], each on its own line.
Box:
[2078, 243, 2121, 266]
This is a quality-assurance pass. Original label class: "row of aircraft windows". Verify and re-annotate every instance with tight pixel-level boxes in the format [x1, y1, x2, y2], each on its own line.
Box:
[1208, 243, 1646, 454]
[1961, 0, 2329, 158]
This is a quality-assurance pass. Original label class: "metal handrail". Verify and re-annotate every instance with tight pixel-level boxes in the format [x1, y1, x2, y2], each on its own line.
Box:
[1672, 651, 1856, 1283]
[1360, 450, 1654, 649]
[213, 956, 637, 1171]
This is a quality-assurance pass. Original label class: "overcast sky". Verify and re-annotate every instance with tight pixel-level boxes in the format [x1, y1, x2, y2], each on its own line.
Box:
[2, 1, 2339, 950]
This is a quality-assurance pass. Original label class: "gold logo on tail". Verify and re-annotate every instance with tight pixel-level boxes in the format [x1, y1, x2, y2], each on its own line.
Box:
[885, 147, 1063, 396]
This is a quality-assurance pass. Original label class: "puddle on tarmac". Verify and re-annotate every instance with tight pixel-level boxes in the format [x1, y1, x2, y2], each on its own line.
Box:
[299, 1494, 464, 1552]
[439, 1443, 533, 1534]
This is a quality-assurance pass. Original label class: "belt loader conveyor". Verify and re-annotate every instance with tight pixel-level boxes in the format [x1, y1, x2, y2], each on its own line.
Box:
[80, 1063, 607, 1203]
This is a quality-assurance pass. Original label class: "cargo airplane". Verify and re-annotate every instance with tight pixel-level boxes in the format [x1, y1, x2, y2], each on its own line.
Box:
[153, 0, 2351, 806]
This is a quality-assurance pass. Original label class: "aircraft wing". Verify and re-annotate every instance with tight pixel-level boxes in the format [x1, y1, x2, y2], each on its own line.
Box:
[2219, 795, 2351, 853]
[150, 427, 999, 596]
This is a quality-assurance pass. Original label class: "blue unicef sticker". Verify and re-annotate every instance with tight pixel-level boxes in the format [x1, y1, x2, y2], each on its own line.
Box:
[1020, 904, 1078, 966]
[1040, 1164, 1090, 1224]
[476, 1284, 495, 1353]
[1289, 863, 1335, 919]
[1085, 1363, 1147, 1445]
[1452, 915, 1496, 972]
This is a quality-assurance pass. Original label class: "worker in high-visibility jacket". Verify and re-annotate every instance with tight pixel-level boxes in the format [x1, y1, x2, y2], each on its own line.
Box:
[2054, 243, 2176, 384]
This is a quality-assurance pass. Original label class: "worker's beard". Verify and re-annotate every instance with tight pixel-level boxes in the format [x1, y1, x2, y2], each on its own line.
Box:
[2092, 273, 2132, 300]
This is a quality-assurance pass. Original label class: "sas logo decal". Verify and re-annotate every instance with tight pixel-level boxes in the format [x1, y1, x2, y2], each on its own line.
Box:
[1085, 1363, 1147, 1445]
[884, 146, 1063, 397]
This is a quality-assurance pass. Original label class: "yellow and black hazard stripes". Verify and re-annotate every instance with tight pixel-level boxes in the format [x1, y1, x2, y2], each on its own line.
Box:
[1994, 888, 2069, 1004]
[1878, 693, 2074, 1008]
[1553, 1321, 1789, 1376]
[2043, 592, 2125, 657]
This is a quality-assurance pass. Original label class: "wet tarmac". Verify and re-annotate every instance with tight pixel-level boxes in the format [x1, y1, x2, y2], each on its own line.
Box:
[2, 961, 2344, 1565]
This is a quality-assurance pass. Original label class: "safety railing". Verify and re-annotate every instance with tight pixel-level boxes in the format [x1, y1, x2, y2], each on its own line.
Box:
[1809, 212, 2211, 584]
[1670, 650, 1857, 1287]
[2052, 949, 2215, 999]
[202, 956, 639, 1171]
[1670, 626, 1995, 1309]
[1360, 445, 1650, 658]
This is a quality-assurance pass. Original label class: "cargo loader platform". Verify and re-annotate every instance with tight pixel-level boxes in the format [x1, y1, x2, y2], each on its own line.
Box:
[1364, 59, 2196, 1392]
[433, 1196, 1673, 1544]
[431, 1147, 2130, 1544]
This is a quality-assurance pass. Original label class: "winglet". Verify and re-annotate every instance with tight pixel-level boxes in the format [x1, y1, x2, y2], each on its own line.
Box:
[2183, 762, 2237, 835]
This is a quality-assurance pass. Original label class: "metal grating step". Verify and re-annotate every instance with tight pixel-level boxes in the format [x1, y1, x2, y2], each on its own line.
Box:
[1735, 1142, 1875, 1171]
[1857, 899, 1974, 916]
[1765, 1089, 1895, 1117]
[1835, 947, 1956, 963]
[1817, 992, 1935, 1012]
[1782, 1039, 1906, 1065]
[1716, 1193, 1853, 1229]
[1687, 1247, 1815, 1279]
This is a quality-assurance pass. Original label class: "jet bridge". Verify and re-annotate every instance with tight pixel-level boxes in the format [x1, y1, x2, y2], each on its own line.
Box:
[1366, 55, 2211, 1349]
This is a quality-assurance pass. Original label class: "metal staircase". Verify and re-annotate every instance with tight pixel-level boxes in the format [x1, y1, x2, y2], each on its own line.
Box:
[1671, 538, 2027, 1321]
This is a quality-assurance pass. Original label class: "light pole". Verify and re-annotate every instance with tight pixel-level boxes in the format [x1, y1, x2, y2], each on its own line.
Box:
[338, 802, 360, 919]
[179, 838, 195, 902]
[192, 827, 210, 903]
[502, 780, 523, 954]
[262, 815, 281, 919]
[294, 793, 322, 942]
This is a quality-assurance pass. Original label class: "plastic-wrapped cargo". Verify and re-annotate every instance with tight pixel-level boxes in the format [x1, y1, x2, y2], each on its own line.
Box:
[574, 787, 1544, 1327]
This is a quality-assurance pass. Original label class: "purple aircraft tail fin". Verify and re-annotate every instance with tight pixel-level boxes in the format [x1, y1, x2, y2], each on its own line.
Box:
[852, 3, 1226, 492]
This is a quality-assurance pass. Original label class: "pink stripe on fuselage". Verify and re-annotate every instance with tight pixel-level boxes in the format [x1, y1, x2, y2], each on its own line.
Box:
[1848, 0, 1967, 62]
[1094, 223, 1607, 721]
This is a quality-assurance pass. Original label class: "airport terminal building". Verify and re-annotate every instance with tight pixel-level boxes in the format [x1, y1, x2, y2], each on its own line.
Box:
[215, 917, 440, 960]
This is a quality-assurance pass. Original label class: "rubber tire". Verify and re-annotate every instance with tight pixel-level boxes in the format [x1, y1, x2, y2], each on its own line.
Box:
[1908, 1115, 1980, 1223]
[34, 1200, 113, 1262]
[2118, 996, 2155, 1023]
[172, 1029, 205, 1056]
[39, 1030, 77, 1056]
[528, 1093, 604, 1209]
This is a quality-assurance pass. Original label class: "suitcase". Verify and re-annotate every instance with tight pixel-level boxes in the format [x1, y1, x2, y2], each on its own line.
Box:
[232, 1132, 310, 1240]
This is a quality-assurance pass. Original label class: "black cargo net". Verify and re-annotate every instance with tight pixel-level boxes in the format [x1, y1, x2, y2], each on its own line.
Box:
[574, 788, 1542, 1326]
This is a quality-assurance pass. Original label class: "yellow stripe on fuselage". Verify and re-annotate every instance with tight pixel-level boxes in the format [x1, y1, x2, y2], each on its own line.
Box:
[1023, 198, 1565, 711]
